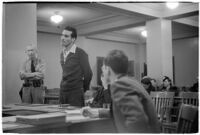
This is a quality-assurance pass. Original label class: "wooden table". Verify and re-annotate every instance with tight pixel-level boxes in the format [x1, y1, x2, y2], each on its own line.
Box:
[3, 104, 116, 133]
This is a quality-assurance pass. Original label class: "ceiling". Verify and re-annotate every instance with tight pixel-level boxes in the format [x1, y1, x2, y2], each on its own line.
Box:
[37, 2, 199, 44]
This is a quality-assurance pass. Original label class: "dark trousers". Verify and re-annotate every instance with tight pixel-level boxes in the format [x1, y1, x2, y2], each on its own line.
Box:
[59, 88, 84, 107]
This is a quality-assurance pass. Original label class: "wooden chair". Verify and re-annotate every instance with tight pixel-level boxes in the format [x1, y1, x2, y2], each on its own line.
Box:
[178, 92, 198, 106]
[162, 104, 198, 133]
[150, 92, 175, 119]
[177, 104, 198, 133]
[44, 88, 60, 104]
[170, 92, 198, 122]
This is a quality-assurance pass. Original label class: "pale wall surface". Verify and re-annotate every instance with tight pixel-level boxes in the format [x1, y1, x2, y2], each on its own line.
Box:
[3, 4, 37, 104]
[173, 37, 199, 87]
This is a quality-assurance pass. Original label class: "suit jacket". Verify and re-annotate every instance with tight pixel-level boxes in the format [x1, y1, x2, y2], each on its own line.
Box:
[110, 75, 160, 133]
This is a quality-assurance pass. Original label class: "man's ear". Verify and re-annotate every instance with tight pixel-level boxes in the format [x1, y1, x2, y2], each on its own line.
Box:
[72, 38, 76, 43]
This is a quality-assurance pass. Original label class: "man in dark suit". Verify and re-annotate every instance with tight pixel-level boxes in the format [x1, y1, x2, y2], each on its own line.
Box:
[82, 50, 160, 133]
[59, 26, 93, 107]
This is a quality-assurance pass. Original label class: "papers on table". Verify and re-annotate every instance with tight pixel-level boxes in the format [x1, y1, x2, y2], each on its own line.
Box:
[3, 123, 21, 130]
[65, 109, 81, 115]
[16, 112, 66, 125]
[65, 108, 100, 123]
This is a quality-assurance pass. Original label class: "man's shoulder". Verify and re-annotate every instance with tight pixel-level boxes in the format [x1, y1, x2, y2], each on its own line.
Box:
[116, 76, 137, 85]
[76, 47, 87, 55]
[36, 57, 45, 64]
[21, 58, 29, 64]
[112, 76, 144, 92]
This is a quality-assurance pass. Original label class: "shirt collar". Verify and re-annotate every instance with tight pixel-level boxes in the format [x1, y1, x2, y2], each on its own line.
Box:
[63, 44, 77, 54]
[70, 44, 77, 53]
[27, 56, 37, 62]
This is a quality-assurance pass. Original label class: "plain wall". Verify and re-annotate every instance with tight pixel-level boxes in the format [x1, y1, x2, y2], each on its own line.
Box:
[37, 32, 142, 89]
[3, 4, 37, 104]
[173, 37, 199, 87]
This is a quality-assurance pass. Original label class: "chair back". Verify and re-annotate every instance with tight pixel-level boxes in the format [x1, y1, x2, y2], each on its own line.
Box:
[178, 92, 198, 106]
[177, 104, 198, 133]
[150, 92, 175, 118]
[44, 88, 60, 104]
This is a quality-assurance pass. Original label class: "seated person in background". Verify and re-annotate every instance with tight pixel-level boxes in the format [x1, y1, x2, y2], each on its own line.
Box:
[142, 76, 159, 91]
[19, 45, 45, 104]
[82, 50, 160, 133]
[142, 76, 150, 79]
[141, 77, 155, 94]
[84, 74, 112, 108]
[160, 76, 179, 95]
[181, 86, 190, 92]
[84, 89, 96, 106]
[90, 74, 111, 108]
[189, 77, 198, 92]
[150, 78, 159, 91]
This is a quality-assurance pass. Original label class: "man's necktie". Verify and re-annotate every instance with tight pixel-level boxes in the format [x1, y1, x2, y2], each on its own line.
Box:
[31, 60, 41, 87]
[31, 60, 35, 72]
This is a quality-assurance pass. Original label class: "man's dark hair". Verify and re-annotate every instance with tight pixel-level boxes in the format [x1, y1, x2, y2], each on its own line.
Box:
[104, 50, 128, 74]
[141, 78, 151, 85]
[163, 76, 172, 86]
[64, 26, 77, 39]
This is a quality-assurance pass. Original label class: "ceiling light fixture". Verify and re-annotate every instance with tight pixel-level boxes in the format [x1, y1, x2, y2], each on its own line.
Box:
[141, 30, 147, 37]
[166, 2, 179, 9]
[50, 11, 63, 24]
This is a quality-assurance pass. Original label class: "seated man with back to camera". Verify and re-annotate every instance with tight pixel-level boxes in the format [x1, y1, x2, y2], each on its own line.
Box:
[81, 49, 160, 133]
[19, 45, 45, 104]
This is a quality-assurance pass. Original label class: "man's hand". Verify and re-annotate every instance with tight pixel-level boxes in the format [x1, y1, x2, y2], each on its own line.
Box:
[81, 106, 99, 118]
[33, 72, 44, 79]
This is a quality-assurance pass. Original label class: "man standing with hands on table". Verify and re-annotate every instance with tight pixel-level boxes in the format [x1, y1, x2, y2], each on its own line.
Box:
[82, 50, 160, 133]
[59, 26, 93, 107]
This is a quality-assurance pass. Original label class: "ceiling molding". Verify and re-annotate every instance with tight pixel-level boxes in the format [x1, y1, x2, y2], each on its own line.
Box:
[75, 3, 156, 20]
[174, 17, 199, 27]
[173, 32, 198, 39]
[78, 19, 146, 36]
[109, 31, 140, 39]
[73, 14, 118, 27]
[99, 3, 162, 18]
[164, 11, 199, 21]
[86, 33, 140, 45]
[172, 21, 198, 33]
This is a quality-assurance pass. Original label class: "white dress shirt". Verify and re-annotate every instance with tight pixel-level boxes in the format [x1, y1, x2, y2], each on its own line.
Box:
[63, 44, 77, 63]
